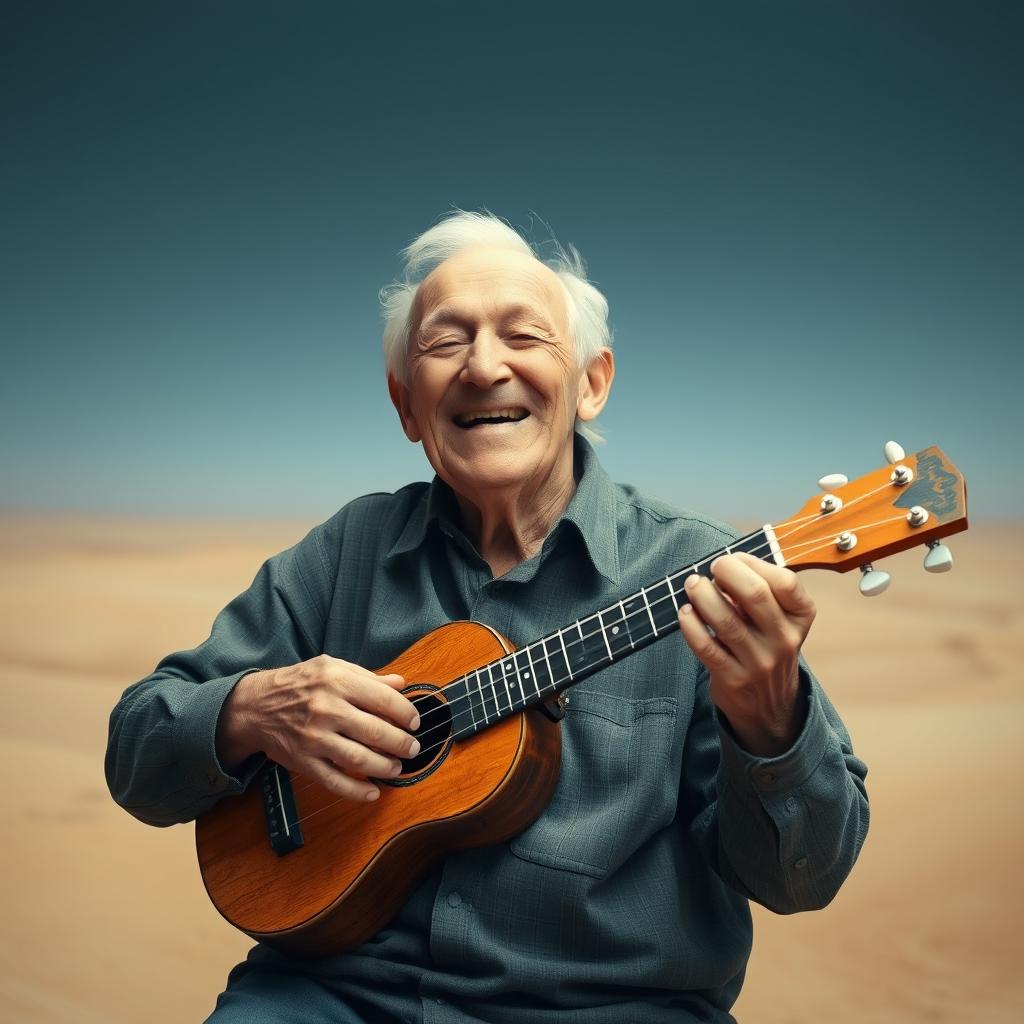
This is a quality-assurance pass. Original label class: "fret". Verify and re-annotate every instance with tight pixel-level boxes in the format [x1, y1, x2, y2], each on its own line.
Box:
[490, 664, 505, 721]
[570, 615, 611, 673]
[473, 678, 489, 730]
[672, 566, 704, 611]
[645, 579, 681, 632]
[462, 673, 478, 730]
[540, 635, 557, 694]
[574, 618, 588, 667]
[499, 656, 519, 712]
[600, 603, 633, 658]
[664, 575, 679, 611]
[620, 593, 655, 644]
[510, 649, 533, 708]
[640, 585, 658, 634]
[596, 610, 614, 661]
[522, 643, 544, 701]
[556, 629, 573, 681]
[477, 667, 497, 724]
[490, 662, 505, 716]
[488, 663, 506, 717]
[619, 599, 636, 647]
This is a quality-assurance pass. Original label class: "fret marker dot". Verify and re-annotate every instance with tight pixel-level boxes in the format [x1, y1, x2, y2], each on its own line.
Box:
[524, 672, 531, 680]
[612, 626, 619, 635]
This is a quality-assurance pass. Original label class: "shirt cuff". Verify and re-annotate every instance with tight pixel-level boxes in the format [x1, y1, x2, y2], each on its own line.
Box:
[716, 665, 830, 796]
[171, 669, 267, 796]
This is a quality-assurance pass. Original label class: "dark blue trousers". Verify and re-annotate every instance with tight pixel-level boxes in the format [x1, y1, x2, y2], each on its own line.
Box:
[204, 966, 370, 1023]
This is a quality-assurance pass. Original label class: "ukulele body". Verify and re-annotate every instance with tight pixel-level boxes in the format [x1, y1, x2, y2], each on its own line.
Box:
[195, 620, 562, 956]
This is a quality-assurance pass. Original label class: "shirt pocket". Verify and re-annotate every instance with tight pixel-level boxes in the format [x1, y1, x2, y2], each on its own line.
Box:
[509, 689, 680, 879]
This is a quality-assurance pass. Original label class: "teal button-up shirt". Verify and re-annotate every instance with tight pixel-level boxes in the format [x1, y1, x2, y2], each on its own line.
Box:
[106, 435, 869, 1023]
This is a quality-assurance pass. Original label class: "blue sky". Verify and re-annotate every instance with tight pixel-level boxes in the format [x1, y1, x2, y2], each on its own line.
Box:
[2, 1, 1020, 523]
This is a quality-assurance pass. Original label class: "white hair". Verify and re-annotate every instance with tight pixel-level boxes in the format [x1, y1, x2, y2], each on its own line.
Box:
[379, 209, 612, 443]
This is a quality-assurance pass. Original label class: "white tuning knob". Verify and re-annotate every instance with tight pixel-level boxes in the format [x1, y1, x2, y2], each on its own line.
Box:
[924, 540, 954, 573]
[818, 473, 849, 490]
[884, 441, 906, 465]
[859, 564, 891, 596]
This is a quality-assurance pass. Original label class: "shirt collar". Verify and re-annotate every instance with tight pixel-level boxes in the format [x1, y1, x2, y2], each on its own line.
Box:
[384, 433, 620, 585]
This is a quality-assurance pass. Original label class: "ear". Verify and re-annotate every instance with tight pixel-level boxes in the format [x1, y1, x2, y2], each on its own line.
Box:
[388, 373, 422, 443]
[576, 348, 615, 423]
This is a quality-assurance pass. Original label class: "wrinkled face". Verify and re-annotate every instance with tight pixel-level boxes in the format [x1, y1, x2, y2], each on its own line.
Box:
[391, 246, 588, 498]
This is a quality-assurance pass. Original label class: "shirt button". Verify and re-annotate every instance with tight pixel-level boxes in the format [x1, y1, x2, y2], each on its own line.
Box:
[785, 796, 798, 812]
[446, 890, 462, 907]
[794, 856, 808, 870]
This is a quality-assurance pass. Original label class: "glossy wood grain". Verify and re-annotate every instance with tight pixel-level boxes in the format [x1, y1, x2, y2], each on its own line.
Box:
[777, 445, 967, 572]
[195, 620, 562, 955]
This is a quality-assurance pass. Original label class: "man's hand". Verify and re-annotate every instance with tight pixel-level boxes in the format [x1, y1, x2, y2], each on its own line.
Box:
[677, 552, 817, 757]
[216, 654, 422, 802]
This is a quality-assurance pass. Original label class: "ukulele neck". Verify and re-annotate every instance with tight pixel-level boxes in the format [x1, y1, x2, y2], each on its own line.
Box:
[446, 526, 781, 738]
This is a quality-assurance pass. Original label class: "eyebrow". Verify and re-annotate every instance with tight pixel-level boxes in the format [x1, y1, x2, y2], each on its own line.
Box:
[418, 303, 555, 339]
[417, 306, 471, 338]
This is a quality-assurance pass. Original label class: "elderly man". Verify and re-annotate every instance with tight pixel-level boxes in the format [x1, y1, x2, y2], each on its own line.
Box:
[106, 210, 868, 1023]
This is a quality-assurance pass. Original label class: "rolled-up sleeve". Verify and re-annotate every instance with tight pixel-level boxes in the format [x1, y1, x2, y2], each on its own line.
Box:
[684, 658, 869, 914]
[105, 519, 337, 827]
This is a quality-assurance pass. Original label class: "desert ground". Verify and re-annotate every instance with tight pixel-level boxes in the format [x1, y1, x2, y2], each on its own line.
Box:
[0, 516, 1020, 1023]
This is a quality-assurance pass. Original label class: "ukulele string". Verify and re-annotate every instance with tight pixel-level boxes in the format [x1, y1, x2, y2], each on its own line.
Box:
[422, 516, 903, 755]
[286, 525, 875, 831]
[772, 512, 910, 554]
[287, 518, 807, 800]
[284, 496, 903, 819]
[287, 481, 901, 799]
[384, 473, 902, 737]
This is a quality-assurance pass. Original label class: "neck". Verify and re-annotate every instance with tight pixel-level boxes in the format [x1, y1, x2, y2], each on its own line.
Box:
[452, 444, 577, 577]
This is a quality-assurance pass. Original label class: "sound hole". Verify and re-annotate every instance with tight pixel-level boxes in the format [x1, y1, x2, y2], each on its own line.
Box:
[384, 686, 452, 784]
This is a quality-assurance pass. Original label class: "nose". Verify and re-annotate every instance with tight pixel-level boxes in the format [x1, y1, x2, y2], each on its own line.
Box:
[459, 331, 512, 388]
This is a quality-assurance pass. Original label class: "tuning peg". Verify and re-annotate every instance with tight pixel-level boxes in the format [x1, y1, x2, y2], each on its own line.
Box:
[858, 564, 891, 597]
[818, 473, 849, 490]
[924, 539, 954, 573]
[884, 441, 906, 465]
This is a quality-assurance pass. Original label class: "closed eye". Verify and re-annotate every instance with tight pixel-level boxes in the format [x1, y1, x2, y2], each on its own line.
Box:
[423, 339, 464, 352]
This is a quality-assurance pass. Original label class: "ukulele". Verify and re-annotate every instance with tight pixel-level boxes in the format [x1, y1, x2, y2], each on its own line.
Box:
[195, 442, 967, 955]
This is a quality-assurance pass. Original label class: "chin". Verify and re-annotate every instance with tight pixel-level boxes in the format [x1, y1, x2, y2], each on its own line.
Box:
[446, 451, 539, 492]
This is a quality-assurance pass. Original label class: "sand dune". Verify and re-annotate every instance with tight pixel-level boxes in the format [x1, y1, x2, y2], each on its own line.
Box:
[1, 517, 1021, 1022]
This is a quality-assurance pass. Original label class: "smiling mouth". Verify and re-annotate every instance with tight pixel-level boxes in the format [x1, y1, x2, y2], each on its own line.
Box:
[452, 408, 531, 429]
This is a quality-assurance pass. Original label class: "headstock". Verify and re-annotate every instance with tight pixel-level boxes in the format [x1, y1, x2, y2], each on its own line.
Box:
[770, 443, 968, 594]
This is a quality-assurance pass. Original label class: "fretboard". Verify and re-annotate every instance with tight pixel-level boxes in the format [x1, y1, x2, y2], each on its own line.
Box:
[445, 527, 779, 737]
